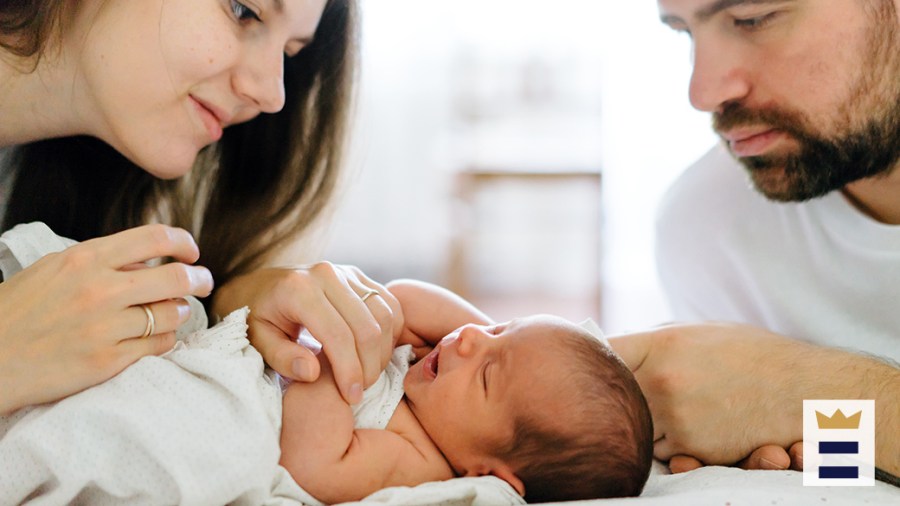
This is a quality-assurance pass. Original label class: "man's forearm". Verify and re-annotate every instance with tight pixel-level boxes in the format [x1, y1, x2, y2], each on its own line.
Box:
[802, 347, 899, 476]
[609, 323, 899, 472]
[872, 361, 900, 476]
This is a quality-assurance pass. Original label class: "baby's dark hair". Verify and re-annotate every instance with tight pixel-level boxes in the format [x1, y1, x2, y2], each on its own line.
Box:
[493, 325, 653, 503]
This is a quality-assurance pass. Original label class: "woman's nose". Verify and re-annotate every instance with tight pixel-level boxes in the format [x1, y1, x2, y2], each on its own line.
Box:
[232, 45, 287, 114]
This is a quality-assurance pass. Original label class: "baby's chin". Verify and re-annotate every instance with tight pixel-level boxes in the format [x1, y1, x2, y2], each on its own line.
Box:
[402, 362, 416, 392]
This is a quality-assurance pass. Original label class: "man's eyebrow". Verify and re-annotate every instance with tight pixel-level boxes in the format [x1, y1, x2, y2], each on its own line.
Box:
[272, 0, 284, 12]
[661, 0, 789, 26]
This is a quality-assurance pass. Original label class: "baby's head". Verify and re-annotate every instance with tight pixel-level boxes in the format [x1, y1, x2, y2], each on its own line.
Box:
[404, 315, 653, 502]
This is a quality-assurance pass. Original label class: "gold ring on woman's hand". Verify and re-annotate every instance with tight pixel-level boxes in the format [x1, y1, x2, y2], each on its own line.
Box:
[360, 289, 380, 303]
[140, 304, 156, 338]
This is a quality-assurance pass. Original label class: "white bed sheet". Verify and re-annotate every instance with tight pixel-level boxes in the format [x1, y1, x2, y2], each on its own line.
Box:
[345, 461, 899, 505]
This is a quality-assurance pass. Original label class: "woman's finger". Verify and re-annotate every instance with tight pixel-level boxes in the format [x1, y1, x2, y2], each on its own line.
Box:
[268, 276, 362, 401]
[345, 266, 402, 379]
[119, 299, 192, 340]
[340, 280, 393, 387]
[116, 331, 179, 367]
[119, 262, 214, 303]
[88, 224, 202, 268]
[248, 315, 323, 382]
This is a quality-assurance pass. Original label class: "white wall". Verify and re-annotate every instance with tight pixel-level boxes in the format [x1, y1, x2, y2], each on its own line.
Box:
[321, 1, 718, 332]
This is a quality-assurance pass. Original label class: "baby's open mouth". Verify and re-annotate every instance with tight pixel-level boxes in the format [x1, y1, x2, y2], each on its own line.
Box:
[422, 347, 441, 380]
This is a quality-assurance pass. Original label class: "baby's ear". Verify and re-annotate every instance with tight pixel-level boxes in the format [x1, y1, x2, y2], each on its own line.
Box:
[488, 464, 525, 497]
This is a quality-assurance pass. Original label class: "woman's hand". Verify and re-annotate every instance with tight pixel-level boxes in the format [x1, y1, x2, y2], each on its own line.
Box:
[0, 225, 214, 415]
[212, 263, 402, 404]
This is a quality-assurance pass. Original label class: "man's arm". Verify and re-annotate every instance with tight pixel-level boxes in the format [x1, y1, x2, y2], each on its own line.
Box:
[608, 322, 900, 476]
[279, 358, 449, 504]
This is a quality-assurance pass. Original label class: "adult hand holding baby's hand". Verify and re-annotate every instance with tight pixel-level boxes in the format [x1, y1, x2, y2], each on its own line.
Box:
[607, 322, 813, 468]
[213, 262, 401, 405]
[0, 224, 213, 415]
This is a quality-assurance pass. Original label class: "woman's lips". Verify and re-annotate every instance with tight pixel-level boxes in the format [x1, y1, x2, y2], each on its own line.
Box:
[727, 129, 786, 157]
[190, 96, 224, 142]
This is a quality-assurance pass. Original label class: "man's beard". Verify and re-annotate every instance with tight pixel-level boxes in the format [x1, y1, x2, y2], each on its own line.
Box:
[712, 3, 900, 202]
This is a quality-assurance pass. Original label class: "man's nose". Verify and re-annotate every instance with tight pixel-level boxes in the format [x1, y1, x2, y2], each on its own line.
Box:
[232, 44, 287, 114]
[688, 38, 751, 112]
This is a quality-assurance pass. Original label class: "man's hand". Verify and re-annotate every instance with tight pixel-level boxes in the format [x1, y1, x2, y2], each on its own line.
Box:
[608, 322, 899, 476]
[669, 443, 804, 473]
[608, 323, 809, 465]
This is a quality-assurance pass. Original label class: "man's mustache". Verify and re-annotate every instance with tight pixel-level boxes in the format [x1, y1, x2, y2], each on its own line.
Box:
[713, 103, 808, 139]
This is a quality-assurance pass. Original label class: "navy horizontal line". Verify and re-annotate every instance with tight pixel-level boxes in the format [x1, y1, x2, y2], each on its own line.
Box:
[819, 441, 858, 454]
[819, 466, 859, 479]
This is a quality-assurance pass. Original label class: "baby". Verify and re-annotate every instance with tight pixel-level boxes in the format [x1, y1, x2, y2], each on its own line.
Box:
[0, 223, 651, 504]
[280, 279, 654, 504]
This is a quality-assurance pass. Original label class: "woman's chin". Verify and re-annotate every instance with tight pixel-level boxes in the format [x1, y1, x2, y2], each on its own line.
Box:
[134, 149, 198, 180]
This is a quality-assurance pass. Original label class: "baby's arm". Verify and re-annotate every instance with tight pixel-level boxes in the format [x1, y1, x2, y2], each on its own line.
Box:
[386, 279, 492, 358]
[280, 358, 449, 504]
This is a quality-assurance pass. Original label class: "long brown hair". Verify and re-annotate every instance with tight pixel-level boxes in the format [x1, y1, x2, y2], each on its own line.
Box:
[1, 0, 358, 309]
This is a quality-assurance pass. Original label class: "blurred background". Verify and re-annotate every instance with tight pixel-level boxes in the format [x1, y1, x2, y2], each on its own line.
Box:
[319, 0, 718, 334]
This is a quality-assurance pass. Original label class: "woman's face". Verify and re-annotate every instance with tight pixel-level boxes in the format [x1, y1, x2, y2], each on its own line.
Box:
[71, 0, 327, 179]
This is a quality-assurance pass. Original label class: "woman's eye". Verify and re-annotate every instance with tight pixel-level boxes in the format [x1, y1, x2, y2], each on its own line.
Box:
[734, 12, 778, 31]
[230, 0, 261, 22]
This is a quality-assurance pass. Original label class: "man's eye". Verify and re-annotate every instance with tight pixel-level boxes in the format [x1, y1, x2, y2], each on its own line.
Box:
[734, 12, 778, 30]
[230, 0, 261, 22]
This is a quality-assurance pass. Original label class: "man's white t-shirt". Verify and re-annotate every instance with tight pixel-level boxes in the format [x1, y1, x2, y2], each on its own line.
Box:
[656, 144, 900, 364]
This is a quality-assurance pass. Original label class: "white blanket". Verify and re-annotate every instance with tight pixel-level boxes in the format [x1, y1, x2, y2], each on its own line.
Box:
[0, 305, 318, 505]
[0, 223, 519, 506]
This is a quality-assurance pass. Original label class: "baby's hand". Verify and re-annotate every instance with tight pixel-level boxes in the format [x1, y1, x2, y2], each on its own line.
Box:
[395, 327, 433, 360]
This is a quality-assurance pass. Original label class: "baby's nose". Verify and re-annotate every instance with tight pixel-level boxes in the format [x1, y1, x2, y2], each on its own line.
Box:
[456, 325, 487, 356]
